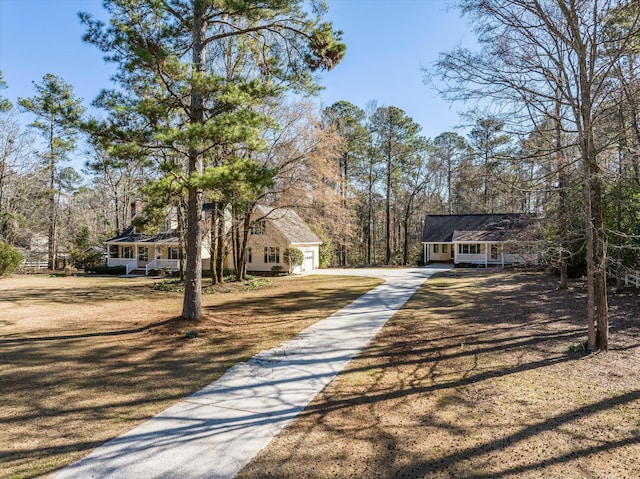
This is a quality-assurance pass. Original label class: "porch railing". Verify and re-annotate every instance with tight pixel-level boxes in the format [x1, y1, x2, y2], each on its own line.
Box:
[108, 258, 134, 267]
[456, 253, 487, 263]
[125, 259, 137, 275]
[145, 258, 158, 275]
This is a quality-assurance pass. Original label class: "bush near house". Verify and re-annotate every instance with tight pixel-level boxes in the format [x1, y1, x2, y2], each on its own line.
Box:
[0, 241, 23, 276]
[70, 227, 104, 270]
[70, 248, 104, 270]
[283, 247, 304, 273]
[85, 265, 126, 275]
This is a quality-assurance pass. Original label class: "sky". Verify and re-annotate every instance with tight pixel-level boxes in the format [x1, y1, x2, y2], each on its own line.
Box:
[0, 0, 477, 166]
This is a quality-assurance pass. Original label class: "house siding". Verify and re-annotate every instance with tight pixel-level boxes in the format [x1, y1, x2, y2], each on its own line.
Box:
[243, 218, 320, 273]
[422, 214, 541, 267]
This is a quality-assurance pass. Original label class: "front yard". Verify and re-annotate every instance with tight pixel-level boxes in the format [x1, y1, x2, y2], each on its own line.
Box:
[2, 270, 639, 479]
[238, 270, 640, 479]
[0, 273, 382, 479]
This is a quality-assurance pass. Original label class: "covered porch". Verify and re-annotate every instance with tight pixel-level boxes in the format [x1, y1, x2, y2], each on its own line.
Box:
[422, 241, 538, 267]
[105, 235, 181, 276]
[454, 242, 505, 267]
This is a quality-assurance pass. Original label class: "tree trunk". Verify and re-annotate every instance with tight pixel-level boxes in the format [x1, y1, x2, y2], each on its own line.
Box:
[385, 148, 391, 265]
[181, 3, 206, 319]
[555, 91, 568, 290]
[447, 157, 453, 214]
[47, 148, 58, 271]
[616, 107, 625, 292]
[591, 161, 609, 350]
[583, 166, 597, 351]
[367, 180, 373, 264]
[210, 200, 219, 285]
[571, 4, 607, 351]
[238, 210, 253, 281]
[215, 206, 225, 283]
[340, 152, 348, 267]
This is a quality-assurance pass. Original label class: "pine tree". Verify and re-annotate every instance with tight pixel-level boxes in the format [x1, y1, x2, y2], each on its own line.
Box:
[81, 0, 345, 319]
[18, 74, 85, 270]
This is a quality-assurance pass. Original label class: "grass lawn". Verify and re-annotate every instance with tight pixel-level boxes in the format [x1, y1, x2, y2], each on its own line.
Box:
[0, 273, 382, 479]
[238, 269, 640, 479]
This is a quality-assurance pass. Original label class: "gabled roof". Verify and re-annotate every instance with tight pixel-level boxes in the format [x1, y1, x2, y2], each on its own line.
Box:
[254, 205, 322, 245]
[104, 226, 179, 245]
[422, 214, 539, 243]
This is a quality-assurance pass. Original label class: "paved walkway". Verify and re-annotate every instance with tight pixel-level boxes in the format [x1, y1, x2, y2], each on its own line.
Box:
[54, 265, 451, 479]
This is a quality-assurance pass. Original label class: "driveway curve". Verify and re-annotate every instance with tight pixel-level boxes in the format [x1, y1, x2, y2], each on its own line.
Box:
[54, 265, 451, 479]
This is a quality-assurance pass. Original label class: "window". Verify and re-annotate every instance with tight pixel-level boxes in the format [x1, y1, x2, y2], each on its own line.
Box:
[264, 247, 280, 263]
[433, 244, 440, 253]
[248, 247, 253, 263]
[442, 244, 448, 253]
[250, 220, 266, 235]
[122, 246, 133, 259]
[458, 244, 481, 254]
[109, 245, 118, 258]
[168, 247, 181, 260]
[138, 247, 148, 261]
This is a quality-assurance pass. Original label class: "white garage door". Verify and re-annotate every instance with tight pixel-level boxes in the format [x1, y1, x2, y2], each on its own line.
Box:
[303, 252, 314, 272]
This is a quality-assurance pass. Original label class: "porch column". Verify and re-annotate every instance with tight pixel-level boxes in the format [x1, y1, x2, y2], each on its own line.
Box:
[423, 243, 428, 263]
[485, 244, 488, 267]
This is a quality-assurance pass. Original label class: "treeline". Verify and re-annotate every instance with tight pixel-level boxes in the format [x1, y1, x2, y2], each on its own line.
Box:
[0, 70, 550, 277]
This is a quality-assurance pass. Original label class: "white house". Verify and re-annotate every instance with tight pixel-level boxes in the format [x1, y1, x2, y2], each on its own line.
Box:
[104, 203, 320, 275]
[236, 205, 322, 274]
[422, 214, 541, 267]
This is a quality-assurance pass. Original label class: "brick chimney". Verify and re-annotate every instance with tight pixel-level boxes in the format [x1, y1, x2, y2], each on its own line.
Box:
[130, 199, 143, 220]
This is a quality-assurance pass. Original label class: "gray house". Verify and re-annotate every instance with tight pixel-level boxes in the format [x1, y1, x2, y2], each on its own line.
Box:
[421, 214, 541, 266]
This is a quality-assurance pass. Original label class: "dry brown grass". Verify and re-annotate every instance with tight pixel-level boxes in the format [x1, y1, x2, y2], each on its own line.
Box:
[238, 269, 640, 479]
[0, 273, 382, 479]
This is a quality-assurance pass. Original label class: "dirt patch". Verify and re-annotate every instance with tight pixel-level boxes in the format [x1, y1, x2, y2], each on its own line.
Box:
[237, 269, 640, 479]
[0, 273, 382, 479]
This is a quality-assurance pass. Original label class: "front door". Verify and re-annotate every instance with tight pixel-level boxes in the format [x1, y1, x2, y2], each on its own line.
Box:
[138, 246, 149, 267]
[490, 244, 499, 261]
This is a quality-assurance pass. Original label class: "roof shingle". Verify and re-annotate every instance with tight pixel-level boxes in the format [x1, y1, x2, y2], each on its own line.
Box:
[422, 214, 539, 243]
[254, 205, 322, 245]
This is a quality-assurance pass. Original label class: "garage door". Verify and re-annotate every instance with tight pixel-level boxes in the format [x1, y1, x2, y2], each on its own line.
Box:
[303, 252, 314, 272]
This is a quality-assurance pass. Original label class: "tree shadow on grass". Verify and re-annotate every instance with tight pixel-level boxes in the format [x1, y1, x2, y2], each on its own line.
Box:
[388, 390, 640, 479]
[237, 269, 640, 479]
[0, 276, 381, 478]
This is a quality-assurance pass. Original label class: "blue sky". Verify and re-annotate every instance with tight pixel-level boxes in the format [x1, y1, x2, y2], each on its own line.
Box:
[0, 0, 475, 147]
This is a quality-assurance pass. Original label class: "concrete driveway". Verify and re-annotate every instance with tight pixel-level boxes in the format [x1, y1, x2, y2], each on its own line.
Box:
[54, 265, 451, 479]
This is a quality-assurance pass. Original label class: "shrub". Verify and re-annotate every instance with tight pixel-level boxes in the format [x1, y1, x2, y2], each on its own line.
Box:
[153, 279, 184, 292]
[85, 265, 126, 275]
[319, 240, 333, 268]
[0, 242, 23, 276]
[271, 265, 283, 275]
[283, 247, 304, 273]
[70, 248, 104, 269]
